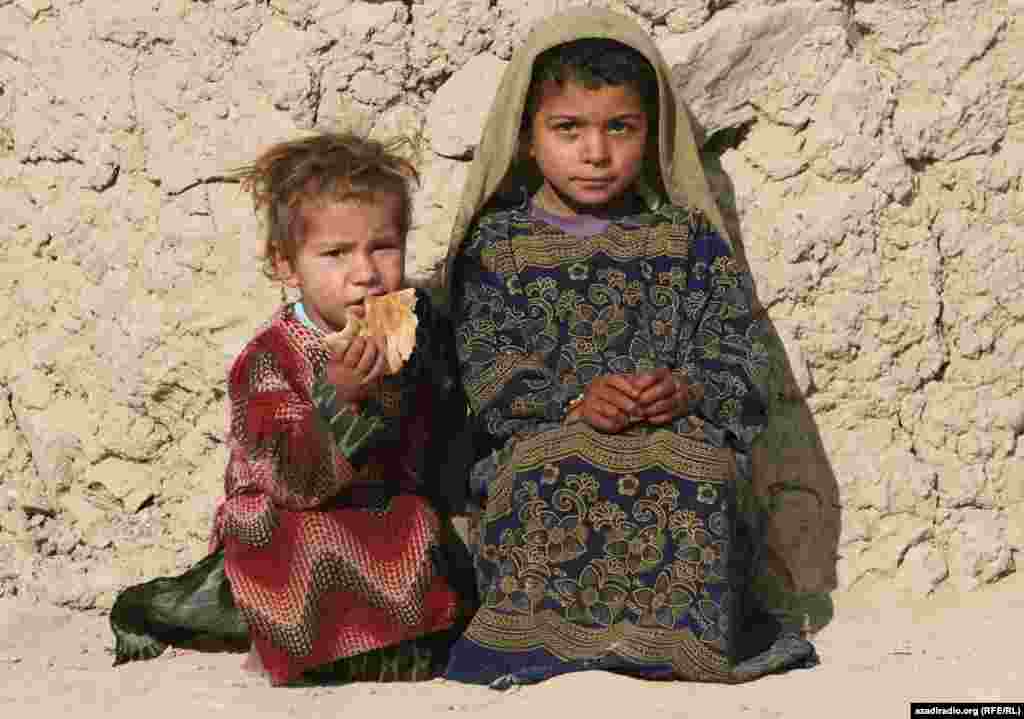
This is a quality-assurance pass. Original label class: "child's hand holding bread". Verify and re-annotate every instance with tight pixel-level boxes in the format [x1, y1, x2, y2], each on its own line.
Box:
[322, 289, 418, 403]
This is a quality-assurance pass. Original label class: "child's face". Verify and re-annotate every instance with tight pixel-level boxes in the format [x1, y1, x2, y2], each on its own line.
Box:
[527, 79, 648, 216]
[276, 193, 405, 333]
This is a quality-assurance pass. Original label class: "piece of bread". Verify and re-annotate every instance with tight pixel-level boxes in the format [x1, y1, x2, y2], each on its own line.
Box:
[365, 288, 418, 373]
[322, 288, 418, 374]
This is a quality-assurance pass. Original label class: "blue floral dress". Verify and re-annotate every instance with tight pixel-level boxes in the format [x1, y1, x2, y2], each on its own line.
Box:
[443, 200, 815, 686]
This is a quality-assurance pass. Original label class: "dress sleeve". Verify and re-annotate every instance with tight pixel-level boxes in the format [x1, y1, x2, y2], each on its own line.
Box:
[678, 224, 769, 452]
[310, 288, 436, 458]
[453, 215, 576, 441]
[226, 294, 443, 511]
[225, 341, 356, 511]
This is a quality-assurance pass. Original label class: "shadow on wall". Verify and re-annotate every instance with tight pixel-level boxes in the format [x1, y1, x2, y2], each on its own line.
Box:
[702, 130, 841, 636]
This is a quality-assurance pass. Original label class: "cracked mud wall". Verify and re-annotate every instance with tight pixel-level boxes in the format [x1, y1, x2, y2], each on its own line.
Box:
[0, 0, 1021, 612]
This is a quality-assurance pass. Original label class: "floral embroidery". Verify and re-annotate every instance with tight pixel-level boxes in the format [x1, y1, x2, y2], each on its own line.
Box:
[589, 500, 628, 532]
[566, 472, 600, 502]
[692, 592, 731, 651]
[682, 290, 707, 319]
[669, 509, 701, 538]
[568, 262, 589, 281]
[656, 266, 686, 289]
[676, 528, 728, 581]
[630, 570, 694, 628]
[669, 559, 702, 590]
[456, 204, 768, 446]
[556, 289, 581, 321]
[617, 474, 639, 496]
[697, 483, 718, 504]
[623, 281, 644, 307]
[487, 558, 532, 613]
[648, 481, 681, 506]
[449, 204, 780, 682]
[571, 303, 628, 353]
[598, 268, 627, 291]
[541, 464, 560, 485]
[605, 524, 665, 574]
[554, 562, 628, 626]
[506, 274, 522, 295]
[711, 255, 733, 275]
[523, 511, 589, 564]
[708, 510, 729, 537]
[574, 337, 597, 356]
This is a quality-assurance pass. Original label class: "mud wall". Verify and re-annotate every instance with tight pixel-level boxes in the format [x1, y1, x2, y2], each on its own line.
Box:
[0, 0, 1021, 612]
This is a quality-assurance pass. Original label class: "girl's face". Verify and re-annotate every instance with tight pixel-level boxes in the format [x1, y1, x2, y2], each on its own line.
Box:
[527, 78, 649, 217]
[275, 193, 405, 333]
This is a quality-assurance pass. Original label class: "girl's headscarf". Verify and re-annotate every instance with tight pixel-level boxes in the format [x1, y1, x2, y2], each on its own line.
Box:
[441, 6, 730, 290]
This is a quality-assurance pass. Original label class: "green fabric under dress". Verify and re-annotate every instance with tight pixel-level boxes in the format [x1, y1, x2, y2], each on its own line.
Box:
[110, 545, 469, 684]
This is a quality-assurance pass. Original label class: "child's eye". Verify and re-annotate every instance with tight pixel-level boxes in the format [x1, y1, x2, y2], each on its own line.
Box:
[324, 248, 348, 257]
[607, 120, 635, 135]
[553, 121, 579, 134]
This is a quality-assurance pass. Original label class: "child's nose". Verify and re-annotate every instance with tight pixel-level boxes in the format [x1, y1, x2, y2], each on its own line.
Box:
[350, 251, 381, 285]
[581, 130, 610, 165]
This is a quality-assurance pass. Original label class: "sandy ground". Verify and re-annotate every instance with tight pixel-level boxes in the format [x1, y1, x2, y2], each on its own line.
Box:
[3, 573, 1021, 718]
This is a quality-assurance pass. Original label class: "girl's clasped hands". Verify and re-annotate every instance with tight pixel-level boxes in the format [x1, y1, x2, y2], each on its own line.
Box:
[566, 368, 702, 433]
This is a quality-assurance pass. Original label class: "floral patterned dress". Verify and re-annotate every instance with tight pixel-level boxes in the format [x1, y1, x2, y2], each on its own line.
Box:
[443, 201, 815, 686]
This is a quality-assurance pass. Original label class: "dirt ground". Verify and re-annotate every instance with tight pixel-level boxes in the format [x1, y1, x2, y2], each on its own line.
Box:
[3, 572, 1021, 718]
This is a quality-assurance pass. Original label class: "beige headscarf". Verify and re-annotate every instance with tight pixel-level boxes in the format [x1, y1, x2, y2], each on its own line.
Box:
[442, 7, 729, 289]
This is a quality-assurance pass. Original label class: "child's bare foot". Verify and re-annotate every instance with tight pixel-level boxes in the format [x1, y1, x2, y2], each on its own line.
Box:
[241, 644, 268, 677]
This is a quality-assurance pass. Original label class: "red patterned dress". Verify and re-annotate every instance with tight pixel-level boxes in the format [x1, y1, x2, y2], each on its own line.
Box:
[210, 291, 470, 685]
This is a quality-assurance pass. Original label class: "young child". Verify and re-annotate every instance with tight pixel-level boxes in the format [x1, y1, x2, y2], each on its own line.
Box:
[111, 132, 473, 686]
[440, 9, 815, 687]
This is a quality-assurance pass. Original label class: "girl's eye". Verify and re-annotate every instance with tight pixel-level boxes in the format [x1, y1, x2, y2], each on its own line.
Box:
[553, 121, 578, 133]
[607, 120, 633, 135]
[324, 248, 347, 257]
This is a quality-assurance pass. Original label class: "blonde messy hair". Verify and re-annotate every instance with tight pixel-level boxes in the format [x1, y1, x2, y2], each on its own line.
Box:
[230, 132, 420, 280]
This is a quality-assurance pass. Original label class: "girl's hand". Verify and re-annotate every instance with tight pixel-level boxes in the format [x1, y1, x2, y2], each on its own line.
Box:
[567, 374, 640, 434]
[325, 335, 388, 404]
[632, 368, 698, 425]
